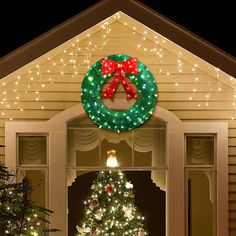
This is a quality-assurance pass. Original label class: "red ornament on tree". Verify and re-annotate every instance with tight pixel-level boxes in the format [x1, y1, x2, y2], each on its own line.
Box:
[104, 184, 113, 196]
[101, 58, 139, 100]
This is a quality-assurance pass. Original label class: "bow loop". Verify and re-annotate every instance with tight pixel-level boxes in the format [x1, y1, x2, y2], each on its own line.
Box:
[101, 58, 138, 75]
[101, 59, 117, 75]
[122, 57, 138, 75]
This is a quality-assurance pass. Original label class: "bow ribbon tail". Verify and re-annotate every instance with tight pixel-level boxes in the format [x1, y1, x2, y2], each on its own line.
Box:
[121, 76, 139, 100]
[101, 74, 120, 100]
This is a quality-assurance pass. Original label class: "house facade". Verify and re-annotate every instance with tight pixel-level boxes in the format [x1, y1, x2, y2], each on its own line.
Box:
[0, 1, 235, 235]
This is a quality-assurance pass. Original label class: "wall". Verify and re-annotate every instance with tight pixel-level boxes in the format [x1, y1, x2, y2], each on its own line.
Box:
[0, 17, 235, 234]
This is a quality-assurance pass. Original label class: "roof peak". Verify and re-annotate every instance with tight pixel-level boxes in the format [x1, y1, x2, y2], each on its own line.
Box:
[0, 0, 235, 79]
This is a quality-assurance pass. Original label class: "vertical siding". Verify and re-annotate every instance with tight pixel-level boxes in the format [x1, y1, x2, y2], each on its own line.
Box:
[0, 20, 235, 234]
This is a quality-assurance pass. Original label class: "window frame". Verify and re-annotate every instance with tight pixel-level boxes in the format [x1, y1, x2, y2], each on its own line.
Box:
[183, 123, 228, 236]
[185, 134, 217, 236]
[67, 124, 167, 170]
[16, 133, 49, 209]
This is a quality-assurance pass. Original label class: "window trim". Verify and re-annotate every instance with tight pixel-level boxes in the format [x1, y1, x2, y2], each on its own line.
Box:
[185, 134, 216, 235]
[16, 133, 49, 210]
[183, 123, 228, 236]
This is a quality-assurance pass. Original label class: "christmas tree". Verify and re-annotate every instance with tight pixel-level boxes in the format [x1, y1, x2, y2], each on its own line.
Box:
[0, 163, 59, 235]
[76, 169, 147, 236]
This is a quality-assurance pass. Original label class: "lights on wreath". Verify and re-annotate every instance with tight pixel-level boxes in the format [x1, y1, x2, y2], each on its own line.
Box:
[81, 54, 158, 131]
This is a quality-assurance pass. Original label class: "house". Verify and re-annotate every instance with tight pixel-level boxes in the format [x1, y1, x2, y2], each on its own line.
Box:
[0, 0, 235, 235]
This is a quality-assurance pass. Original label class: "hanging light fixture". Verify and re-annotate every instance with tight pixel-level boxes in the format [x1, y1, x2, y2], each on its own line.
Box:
[106, 149, 119, 167]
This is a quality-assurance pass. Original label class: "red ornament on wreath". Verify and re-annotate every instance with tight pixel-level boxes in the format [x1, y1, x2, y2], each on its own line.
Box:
[104, 184, 113, 196]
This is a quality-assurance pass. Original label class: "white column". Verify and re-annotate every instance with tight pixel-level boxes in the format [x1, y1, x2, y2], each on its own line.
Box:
[5, 123, 17, 171]
[167, 124, 185, 236]
[217, 125, 228, 236]
[49, 123, 67, 235]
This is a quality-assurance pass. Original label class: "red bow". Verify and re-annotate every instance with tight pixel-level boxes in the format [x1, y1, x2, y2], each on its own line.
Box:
[101, 58, 139, 100]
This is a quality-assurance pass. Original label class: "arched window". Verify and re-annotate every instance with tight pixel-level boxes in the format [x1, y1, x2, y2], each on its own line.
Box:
[67, 115, 167, 235]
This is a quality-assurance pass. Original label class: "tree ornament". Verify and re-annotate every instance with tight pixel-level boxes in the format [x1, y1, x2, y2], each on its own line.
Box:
[91, 183, 98, 191]
[135, 228, 145, 236]
[91, 227, 97, 236]
[91, 199, 99, 208]
[81, 54, 158, 132]
[76, 224, 91, 233]
[104, 184, 113, 196]
[95, 209, 103, 220]
[123, 205, 133, 218]
[125, 181, 133, 189]
[110, 221, 114, 228]
[129, 192, 134, 197]
[89, 203, 95, 211]
[125, 191, 134, 198]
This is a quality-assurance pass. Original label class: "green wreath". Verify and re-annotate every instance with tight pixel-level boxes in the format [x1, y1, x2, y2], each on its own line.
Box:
[81, 54, 158, 132]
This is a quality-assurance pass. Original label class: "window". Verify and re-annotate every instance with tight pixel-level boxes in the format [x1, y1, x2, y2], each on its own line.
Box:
[67, 116, 166, 169]
[185, 135, 216, 236]
[67, 115, 167, 235]
[17, 135, 48, 208]
[183, 122, 228, 236]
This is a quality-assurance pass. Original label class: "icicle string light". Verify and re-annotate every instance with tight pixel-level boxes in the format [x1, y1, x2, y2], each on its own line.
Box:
[0, 12, 235, 120]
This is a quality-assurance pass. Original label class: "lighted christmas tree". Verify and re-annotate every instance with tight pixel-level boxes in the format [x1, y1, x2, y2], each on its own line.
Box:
[0, 163, 59, 235]
[76, 151, 147, 236]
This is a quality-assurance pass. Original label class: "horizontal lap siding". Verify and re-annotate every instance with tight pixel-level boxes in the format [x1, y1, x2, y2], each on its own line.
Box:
[0, 21, 235, 234]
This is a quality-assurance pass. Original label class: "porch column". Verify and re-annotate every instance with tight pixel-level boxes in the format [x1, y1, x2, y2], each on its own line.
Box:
[49, 122, 67, 235]
[167, 125, 185, 236]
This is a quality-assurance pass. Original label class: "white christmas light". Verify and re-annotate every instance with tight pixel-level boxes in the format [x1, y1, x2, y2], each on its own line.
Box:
[125, 182, 133, 189]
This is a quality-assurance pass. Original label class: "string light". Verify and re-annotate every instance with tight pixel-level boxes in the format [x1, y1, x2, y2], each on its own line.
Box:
[77, 170, 147, 235]
[0, 12, 234, 121]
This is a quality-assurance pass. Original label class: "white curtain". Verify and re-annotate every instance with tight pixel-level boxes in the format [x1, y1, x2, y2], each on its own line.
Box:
[151, 129, 166, 191]
[187, 138, 213, 164]
[187, 137, 215, 202]
[133, 129, 166, 191]
[67, 129, 99, 166]
[67, 128, 166, 191]
[19, 137, 46, 164]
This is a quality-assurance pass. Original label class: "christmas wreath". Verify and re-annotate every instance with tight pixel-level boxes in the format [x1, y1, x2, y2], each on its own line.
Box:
[81, 54, 158, 131]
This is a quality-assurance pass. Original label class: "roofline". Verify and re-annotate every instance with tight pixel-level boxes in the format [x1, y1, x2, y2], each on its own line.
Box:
[0, 0, 235, 79]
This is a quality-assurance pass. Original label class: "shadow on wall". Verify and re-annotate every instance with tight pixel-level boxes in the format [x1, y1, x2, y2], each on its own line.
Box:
[68, 171, 166, 236]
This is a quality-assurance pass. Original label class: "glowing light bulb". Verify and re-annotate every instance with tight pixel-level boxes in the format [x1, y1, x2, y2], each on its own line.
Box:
[106, 149, 119, 168]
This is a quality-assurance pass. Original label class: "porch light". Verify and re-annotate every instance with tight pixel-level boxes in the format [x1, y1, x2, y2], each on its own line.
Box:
[106, 149, 119, 167]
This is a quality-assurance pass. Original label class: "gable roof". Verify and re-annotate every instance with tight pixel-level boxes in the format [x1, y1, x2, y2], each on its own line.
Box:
[0, 0, 235, 79]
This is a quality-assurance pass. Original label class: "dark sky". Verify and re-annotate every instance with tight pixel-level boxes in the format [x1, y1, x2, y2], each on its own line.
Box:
[0, 0, 235, 58]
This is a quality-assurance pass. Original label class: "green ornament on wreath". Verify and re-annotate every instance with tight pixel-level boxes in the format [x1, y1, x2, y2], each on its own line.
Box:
[81, 54, 158, 132]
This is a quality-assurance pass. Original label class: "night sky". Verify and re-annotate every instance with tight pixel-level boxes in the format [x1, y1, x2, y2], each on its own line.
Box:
[0, 0, 235, 58]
